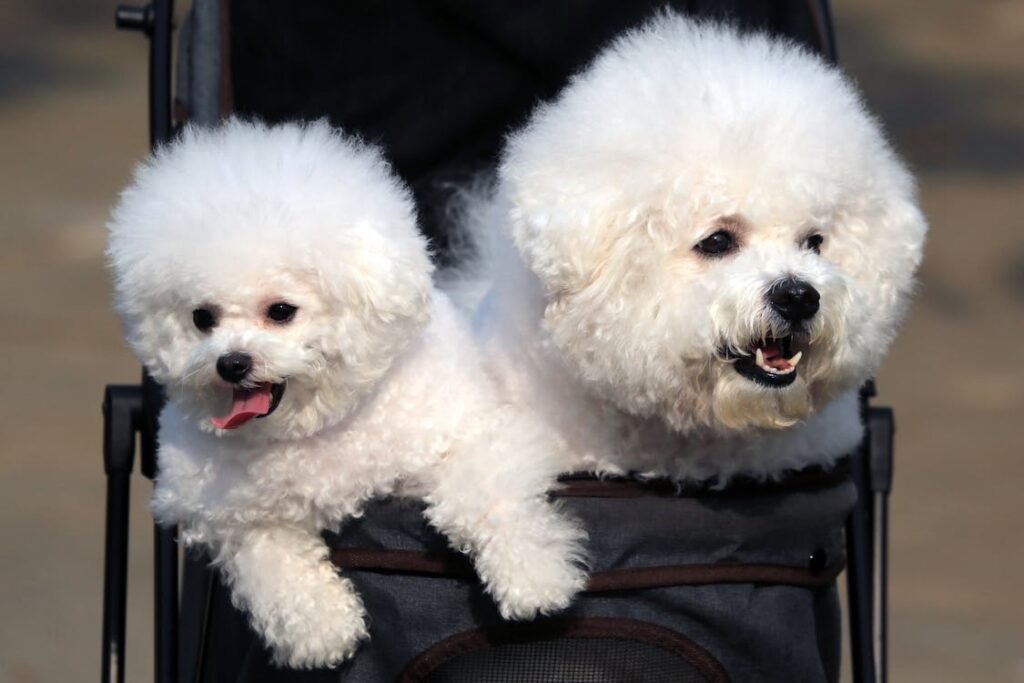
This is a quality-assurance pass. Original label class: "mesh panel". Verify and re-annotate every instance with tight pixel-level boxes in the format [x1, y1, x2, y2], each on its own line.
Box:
[420, 636, 713, 683]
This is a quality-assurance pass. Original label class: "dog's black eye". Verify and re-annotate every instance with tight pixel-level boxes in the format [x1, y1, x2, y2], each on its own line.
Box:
[803, 233, 824, 254]
[192, 308, 217, 332]
[267, 302, 298, 324]
[695, 230, 737, 257]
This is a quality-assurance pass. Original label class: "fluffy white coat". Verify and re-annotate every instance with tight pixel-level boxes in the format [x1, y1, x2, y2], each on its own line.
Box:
[106, 120, 586, 668]
[457, 14, 927, 484]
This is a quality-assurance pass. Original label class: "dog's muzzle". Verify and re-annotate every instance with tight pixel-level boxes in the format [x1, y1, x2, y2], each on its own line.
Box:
[722, 335, 806, 388]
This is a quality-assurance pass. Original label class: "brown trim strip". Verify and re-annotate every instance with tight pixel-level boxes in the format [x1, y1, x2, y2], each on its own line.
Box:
[330, 548, 844, 591]
[330, 548, 475, 579]
[397, 617, 729, 683]
[555, 461, 850, 499]
[585, 560, 844, 592]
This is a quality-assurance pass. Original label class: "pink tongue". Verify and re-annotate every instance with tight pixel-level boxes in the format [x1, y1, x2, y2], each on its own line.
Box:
[211, 385, 273, 430]
[759, 344, 792, 370]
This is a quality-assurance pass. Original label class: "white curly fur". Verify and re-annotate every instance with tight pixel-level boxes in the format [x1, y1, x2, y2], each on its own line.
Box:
[106, 120, 587, 668]
[455, 14, 927, 484]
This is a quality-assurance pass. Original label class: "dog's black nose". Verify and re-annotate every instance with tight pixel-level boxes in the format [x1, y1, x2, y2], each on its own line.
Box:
[216, 352, 253, 383]
[767, 278, 820, 322]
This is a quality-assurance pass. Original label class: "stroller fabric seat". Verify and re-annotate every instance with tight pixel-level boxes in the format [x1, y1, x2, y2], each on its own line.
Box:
[185, 467, 854, 682]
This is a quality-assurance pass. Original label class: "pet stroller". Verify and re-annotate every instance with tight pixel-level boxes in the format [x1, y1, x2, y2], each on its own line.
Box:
[102, 1, 894, 681]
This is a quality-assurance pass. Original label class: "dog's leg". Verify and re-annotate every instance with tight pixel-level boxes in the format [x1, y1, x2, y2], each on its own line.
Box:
[421, 413, 588, 620]
[217, 524, 367, 669]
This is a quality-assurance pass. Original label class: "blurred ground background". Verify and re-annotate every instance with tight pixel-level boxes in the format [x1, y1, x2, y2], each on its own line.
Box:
[0, 1, 1021, 681]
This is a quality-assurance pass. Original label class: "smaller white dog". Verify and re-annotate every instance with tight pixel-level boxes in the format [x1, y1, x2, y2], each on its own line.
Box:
[458, 14, 927, 484]
[106, 120, 586, 668]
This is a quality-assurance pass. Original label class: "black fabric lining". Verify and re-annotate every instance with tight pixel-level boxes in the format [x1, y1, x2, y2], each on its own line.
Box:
[556, 459, 850, 499]
[398, 618, 730, 682]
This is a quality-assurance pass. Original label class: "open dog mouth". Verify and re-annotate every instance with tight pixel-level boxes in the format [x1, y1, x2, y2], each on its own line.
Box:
[211, 382, 286, 430]
[722, 336, 805, 388]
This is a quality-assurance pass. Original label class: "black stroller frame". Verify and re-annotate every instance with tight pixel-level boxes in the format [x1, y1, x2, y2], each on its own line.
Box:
[101, 2, 894, 681]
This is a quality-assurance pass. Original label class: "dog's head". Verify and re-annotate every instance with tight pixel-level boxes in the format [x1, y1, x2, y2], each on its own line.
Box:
[107, 120, 433, 440]
[500, 16, 926, 434]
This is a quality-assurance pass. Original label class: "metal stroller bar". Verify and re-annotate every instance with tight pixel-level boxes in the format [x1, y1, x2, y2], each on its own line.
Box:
[869, 405, 895, 683]
[101, 372, 179, 683]
[101, 385, 141, 683]
[115, 0, 175, 147]
[847, 388, 878, 683]
[103, 5, 177, 683]
[806, 0, 838, 63]
[142, 372, 178, 683]
[847, 381, 895, 683]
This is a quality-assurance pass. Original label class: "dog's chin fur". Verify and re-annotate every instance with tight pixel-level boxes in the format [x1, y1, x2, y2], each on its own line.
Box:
[711, 372, 811, 431]
[107, 120, 588, 668]
[453, 14, 926, 482]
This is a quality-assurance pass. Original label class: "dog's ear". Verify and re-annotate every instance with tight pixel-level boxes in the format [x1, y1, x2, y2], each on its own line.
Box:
[827, 184, 927, 368]
[837, 189, 926, 311]
[313, 224, 434, 323]
[508, 196, 662, 304]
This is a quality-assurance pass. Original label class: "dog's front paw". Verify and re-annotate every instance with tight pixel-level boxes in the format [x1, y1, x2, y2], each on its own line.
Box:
[261, 577, 369, 669]
[490, 544, 589, 621]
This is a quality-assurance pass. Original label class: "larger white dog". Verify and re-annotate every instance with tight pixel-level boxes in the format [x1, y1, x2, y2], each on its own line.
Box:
[106, 121, 586, 668]
[461, 15, 927, 483]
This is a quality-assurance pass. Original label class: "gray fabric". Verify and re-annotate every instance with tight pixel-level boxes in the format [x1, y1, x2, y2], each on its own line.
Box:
[189, 473, 854, 682]
[176, 0, 222, 125]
